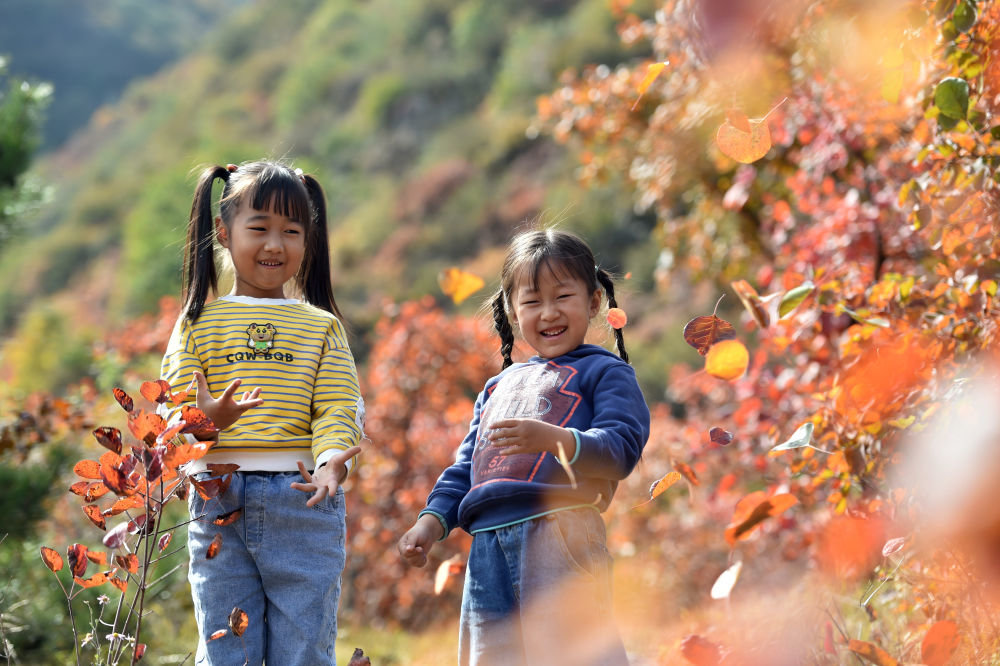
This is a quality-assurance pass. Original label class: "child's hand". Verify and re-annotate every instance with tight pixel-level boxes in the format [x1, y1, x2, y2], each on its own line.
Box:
[398, 514, 445, 567]
[487, 418, 575, 458]
[192, 371, 263, 432]
[290, 446, 362, 507]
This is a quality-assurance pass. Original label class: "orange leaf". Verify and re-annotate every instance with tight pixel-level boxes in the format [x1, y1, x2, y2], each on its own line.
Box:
[139, 379, 171, 404]
[192, 476, 232, 501]
[69, 481, 90, 496]
[74, 459, 102, 480]
[710, 560, 743, 600]
[606, 307, 628, 329]
[437, 267, 485, 305]
[731, 279, 770, 328]
[434, 554, 465, 595]
[83, 505, 107, 530]
[163, 442, 211, 469]
[127, 410, 166, 446]
[649, 471, 682, 501]
[725, 109, 752, 133]
[109, 576, 127, 593]
[716, 117, 771, 163]
[134, 644, 146, 661]
[682, 315, 736, 355]
[213, 508, 243, 526]
[40, 546, 63, 573]
[75, 571, 113, 589]
[158, 533, 173, 552]
[86, 550, 108, 566]
[848, 639, 898, 666]
[115, 553, 139, 574]
[673, 461, 700, 486]
[705, 339, 749, 380]
[92, 427, 123, 455]
[816, 515, 886, 580]
[679, 634, 723, 666]
[67, 543, 89, 577]
[631, 61, 668, 110]
[206, 533, 223, 559]
[179, 406, 218, 441]
[724, 493, 798, 545]
[229, 607, 249, 637]
[106, 495, 144, 517]
[112, 387, 134, 413]
[208, 629, 228, 641]
[206, 463, 240, 475]
[84, 482, 111, 503]
[922, 621, 959, 666]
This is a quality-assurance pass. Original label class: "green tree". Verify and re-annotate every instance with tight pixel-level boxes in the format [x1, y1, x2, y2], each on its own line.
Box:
[0, 56, 50, 247]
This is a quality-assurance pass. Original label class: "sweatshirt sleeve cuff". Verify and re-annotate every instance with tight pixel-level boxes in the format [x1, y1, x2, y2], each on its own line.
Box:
[418, 509, 450, 541]
[316, 448, 356, 476]
[565, 428, 582, 465]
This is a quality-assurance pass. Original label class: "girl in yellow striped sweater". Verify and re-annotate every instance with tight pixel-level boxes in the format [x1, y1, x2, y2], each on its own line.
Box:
[161, 160, 363, 665]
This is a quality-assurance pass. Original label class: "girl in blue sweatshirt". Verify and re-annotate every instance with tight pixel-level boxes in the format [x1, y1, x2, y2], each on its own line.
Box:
[398, 229, 650, 665]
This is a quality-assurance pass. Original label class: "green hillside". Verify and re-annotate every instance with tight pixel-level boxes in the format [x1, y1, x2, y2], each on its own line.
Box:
[0, 0, 663, 397]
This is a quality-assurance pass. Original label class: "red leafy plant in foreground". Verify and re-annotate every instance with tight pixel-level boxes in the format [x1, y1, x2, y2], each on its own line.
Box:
[40, 381, 235, 665]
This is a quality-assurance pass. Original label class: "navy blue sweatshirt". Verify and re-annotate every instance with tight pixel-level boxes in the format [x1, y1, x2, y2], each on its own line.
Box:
[421, 344, 650, 536]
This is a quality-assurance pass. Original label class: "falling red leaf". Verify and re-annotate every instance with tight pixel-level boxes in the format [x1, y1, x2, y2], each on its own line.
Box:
[67, 543, 89, 578]
[74, 459, 102, 480]
[606, 307, 628, 329]
[705, 339, 749, 381]
[158, 533, 173, 552]
[921, 621, 959, 666]
[673, 461, 700, 486]
[92, 427, 123, 455]
[40, 546, 64, 572]
[817, 515, 886, 580]
[709, 427, 733, 446]
[206, 533, 223, 559]
[213, 508, 243, 527]
[648, 471, 682, 502]
[228, 607, 249, 637]
[683, 315, 736, 355]
[140, 379, 171, 404]
[679, 634, 723, 666]
[134, 644, 146, 661]
[848, 639, 898, 666]
[724, 492, 798, 546]
[112, 387, 134, 413]
[208, 629, 228, 641]
[83, 505, 107, 530]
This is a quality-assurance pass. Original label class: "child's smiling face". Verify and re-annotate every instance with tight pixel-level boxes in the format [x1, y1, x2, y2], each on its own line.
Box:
[217, 198, 305, 299]
[510, 261, 601, 360]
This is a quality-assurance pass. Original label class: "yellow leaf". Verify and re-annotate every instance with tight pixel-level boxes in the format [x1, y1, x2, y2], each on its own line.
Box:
[705, 339, 749, 380]
[438, 267, 485, 305]
[631, 61, 669, 110]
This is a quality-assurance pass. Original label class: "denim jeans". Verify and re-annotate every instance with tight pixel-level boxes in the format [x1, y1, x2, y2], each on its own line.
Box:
[459, 508, 628, 666]
[187, 471, 346, 665]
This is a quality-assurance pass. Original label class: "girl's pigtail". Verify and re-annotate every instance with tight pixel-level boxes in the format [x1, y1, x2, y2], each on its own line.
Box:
[596, 268, 629, 364]
[183, 165, 229, 322]
[300, 174, 344, 321]
[491, 290, 515, 369]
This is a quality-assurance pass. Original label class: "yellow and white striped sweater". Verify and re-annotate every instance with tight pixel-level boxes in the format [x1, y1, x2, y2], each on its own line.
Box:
[160, 295, 363, 474]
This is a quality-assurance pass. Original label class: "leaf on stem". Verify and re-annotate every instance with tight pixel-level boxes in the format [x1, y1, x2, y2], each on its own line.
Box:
[67, 544, 89, 578]
[40, 546, 63, 572]
[83, 505, 107, 530]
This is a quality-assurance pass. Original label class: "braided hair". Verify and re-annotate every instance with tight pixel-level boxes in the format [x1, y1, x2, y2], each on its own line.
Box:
[491, 229, 629, 369]
[181, 160, 343, 322]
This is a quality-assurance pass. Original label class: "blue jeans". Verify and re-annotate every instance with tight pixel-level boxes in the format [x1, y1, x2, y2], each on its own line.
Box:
[459, 508, 628, 666]
[187, 471, 346, 665]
